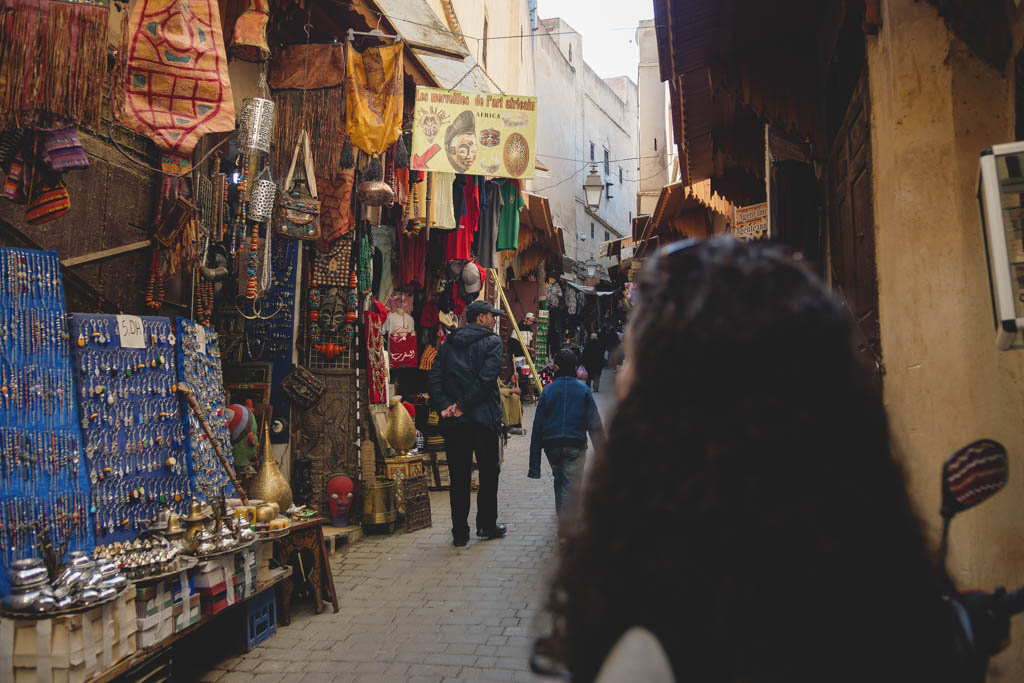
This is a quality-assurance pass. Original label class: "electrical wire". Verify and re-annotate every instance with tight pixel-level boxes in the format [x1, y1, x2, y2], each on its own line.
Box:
[537, 152, 667, 164]
[532, 158, 669, 192]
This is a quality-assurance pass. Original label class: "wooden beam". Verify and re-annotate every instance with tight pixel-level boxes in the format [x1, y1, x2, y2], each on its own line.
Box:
[61, 240, 152, 268]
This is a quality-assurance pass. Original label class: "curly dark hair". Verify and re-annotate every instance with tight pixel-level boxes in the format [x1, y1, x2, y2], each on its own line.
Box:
[543, 238, 958, 682]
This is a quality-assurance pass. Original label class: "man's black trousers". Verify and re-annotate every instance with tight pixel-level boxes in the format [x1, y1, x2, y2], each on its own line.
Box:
[444, 421, 500, 539]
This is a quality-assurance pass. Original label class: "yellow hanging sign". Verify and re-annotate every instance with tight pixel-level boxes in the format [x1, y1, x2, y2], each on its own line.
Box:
[410, 87, 537, 180]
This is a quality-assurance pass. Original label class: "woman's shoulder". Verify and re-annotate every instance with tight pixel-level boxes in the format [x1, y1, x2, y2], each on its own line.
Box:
[594, 627, 675, 683]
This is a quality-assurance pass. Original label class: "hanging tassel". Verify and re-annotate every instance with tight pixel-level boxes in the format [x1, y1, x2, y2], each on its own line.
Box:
[364, 154, 383, 181]
[340, 136, 355, 170]
[395, 136, 409, 169]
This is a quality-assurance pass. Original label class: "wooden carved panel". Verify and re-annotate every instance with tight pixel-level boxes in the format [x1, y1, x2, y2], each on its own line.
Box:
[296, 369, 357, 515]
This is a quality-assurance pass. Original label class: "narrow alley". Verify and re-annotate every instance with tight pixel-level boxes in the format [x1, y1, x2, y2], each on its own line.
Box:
[198, 372, 618, 683]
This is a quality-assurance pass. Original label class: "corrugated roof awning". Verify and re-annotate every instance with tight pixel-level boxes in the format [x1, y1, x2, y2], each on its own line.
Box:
[369, 0, 468, 57]
[411, 50, 491, 92]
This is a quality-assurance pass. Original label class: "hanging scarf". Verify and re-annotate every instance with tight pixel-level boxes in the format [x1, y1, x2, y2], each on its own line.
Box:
[117, 0, 235, 161]
[0, 0, 109, 130]
[345, 42, 404, 156]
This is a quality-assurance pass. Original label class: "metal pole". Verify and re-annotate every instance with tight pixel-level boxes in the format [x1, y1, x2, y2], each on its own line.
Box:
[489, 269, 544, 395]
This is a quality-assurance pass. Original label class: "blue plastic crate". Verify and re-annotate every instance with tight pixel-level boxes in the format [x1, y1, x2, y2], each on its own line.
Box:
[243, 588, 277, 652]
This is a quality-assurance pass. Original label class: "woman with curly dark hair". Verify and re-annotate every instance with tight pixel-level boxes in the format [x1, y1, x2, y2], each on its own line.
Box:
[541, 238, 960, 682]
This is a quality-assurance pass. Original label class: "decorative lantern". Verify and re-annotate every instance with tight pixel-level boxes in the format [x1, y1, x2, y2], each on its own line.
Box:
[238, 97, 275, 155]
[247, 168, 277, 223]
[583, 162, 604, 211]
[230, 0, 271, 63]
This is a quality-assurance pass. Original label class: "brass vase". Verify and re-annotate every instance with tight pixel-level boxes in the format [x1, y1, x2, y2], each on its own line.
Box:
[248, 421, 293, 512]
[386, 398, 416, 453]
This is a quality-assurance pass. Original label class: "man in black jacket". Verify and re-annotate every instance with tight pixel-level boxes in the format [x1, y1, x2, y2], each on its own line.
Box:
[428, 300, 507, 546]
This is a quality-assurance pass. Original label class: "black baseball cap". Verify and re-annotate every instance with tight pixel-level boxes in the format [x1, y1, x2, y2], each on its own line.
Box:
[464, 300, 503, 322]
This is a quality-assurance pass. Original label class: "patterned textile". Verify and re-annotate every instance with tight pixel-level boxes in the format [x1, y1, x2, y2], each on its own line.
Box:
[346, 43, 404, 156]
[119, 0, 235, 157]
[317, 168, 355, 242]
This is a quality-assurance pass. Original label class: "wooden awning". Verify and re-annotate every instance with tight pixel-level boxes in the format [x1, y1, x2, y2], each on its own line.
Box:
[654, 0, 831, 198]
[641, 180, 733, 245]
[510, 193, 563, 275]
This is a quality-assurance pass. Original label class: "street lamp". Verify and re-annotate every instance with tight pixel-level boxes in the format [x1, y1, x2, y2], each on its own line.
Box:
[585, 257, 599, 279]
[583, 163, 603, 211]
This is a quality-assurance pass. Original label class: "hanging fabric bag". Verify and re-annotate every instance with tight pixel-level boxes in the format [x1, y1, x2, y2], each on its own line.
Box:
[276, 130, 321, 240]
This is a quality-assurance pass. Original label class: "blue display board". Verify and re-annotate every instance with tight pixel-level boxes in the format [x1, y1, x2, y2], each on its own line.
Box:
[68, 314, 190, 545]
[175, 317, 235, 502]
[242, 238, 297, 425]
[0, 249, 92, 596]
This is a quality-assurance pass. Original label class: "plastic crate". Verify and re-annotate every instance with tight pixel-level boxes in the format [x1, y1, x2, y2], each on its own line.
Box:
[243, 588, 278, 652]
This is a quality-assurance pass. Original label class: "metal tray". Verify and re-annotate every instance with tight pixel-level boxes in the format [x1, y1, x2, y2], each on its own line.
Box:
[0, 585, 129, 620]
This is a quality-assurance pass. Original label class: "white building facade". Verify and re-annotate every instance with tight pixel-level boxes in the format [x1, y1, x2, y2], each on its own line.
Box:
[533, 17, 638, 262]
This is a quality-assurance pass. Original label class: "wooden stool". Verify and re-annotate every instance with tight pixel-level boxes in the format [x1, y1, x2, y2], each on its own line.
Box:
[274, 517, 339, 625]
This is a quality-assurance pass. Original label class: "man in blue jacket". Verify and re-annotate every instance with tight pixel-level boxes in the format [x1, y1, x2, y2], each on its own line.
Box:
[428, 300, 507, 547]
[528, 348, 604, 519]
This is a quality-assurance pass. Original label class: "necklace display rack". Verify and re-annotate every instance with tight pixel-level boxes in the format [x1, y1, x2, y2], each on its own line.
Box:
[0, 248, 92, 597]
[68, 314, 191, 545]
[175, 318, 235, 502]
[243, 236, 297, 362]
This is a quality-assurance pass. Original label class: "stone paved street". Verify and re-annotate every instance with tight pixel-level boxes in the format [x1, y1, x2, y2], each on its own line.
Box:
[200, 370, 617, 683]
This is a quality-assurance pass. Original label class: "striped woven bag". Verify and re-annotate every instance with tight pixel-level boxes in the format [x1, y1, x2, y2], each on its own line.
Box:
[25, 176, 70, 225]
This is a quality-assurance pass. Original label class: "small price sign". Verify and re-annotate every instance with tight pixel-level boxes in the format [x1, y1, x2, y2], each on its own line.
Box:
[195, 325, 207, 355]
[116, 315, 146, 349]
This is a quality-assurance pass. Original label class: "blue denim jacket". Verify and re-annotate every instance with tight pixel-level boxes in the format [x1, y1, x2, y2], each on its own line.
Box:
[528, 377, 604, 478]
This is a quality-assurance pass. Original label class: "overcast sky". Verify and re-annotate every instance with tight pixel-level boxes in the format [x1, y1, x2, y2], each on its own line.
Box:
[535, 0, 655, 81]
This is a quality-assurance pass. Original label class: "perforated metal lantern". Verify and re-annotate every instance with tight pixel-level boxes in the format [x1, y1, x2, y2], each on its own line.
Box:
[248, 172, 277, 223]
[238, 98, 275, 155]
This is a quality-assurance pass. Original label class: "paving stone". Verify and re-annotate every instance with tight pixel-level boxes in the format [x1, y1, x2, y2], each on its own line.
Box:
[196, 373, 618, 682]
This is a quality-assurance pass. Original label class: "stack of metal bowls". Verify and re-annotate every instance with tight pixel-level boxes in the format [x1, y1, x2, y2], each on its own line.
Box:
[3, 552, 128, 613]
[3, 558, 52, 612]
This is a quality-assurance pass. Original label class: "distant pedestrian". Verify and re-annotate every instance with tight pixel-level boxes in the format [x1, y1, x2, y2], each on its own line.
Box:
[528, 348, 604, 521]
[581, 333, 605, 392]
[428, 300, 507, 547]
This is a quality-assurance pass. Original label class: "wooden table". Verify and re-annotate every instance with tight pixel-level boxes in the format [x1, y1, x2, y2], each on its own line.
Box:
[273, 517, 339, 625]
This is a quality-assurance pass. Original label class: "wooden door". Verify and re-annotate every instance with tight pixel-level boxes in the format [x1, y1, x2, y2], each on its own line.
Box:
[828, 73, 882, 379]
[295, 369, 358, 515]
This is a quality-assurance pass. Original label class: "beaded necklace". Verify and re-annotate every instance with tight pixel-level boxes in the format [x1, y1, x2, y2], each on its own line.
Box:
[358, 234, 372, 297]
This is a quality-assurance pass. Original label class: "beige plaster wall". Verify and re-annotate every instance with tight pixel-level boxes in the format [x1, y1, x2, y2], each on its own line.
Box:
[869, 1, 1024, 677]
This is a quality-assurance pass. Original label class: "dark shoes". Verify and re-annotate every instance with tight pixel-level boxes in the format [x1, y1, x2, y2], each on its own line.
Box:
[454, 524, 507, 545]
[476, 524, 508, 540]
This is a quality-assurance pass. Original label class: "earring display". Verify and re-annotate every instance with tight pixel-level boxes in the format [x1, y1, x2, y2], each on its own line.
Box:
[0, 248, 92, 596]
[243, 237, 297, 362]
[176, 318, 236, 501]
[68, 314, 190, 544]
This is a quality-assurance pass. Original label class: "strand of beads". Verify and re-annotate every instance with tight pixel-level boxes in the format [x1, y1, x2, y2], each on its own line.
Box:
[233, 154, 250, 256]
[144, 250, 163, 311]
[308, 287, 321, 345]
[358, 235, 372, 298]
[245, 223, 260, 299]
